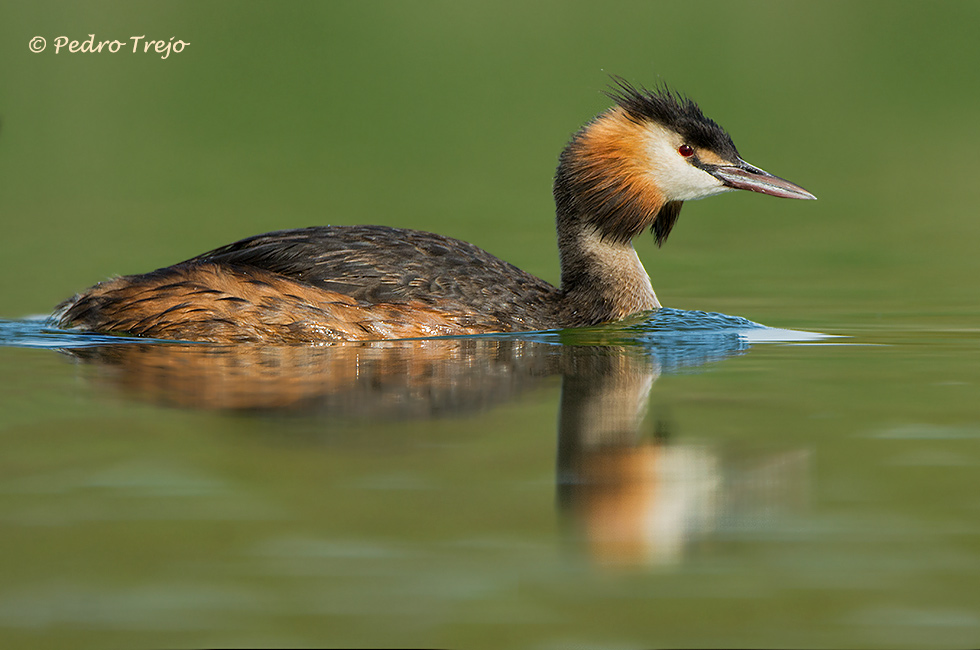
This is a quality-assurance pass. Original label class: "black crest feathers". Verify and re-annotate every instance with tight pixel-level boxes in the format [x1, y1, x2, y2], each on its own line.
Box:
[605, 76, 739, 159]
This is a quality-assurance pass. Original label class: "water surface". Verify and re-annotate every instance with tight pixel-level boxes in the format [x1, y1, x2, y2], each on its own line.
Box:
[2, 311, 978, 649]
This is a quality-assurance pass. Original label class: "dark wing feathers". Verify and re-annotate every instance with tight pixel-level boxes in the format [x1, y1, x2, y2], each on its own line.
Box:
[184, 225, 556, 314]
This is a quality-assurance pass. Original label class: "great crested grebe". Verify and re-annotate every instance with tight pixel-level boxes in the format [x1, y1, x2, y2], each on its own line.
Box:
[55, 80, 815, 343]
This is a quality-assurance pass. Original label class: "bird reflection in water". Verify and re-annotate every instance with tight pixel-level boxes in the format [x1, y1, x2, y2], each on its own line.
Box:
[556, 346, 808, 567]
[64, 326, 807, 567]
[67, 338, 557, 415]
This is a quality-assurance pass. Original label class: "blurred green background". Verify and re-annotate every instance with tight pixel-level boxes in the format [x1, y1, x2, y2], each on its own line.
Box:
[2, 1, 978, 330]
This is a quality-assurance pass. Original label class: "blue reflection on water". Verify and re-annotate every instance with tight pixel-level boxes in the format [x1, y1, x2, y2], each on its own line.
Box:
[0, 317, 177, 349]
[0, 309, 827, 377]
[487, 308, 827, 372]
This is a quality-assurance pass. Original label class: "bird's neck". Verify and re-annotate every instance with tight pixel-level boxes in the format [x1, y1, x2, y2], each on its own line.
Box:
[553, 212, 661, 327]
[549, 108, 685, 326]
[553, 164, 661, 326]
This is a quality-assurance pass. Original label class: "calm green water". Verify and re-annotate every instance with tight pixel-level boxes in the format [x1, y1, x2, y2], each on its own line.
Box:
[1, 318, 978, 649]
[2, 1, 980, 648]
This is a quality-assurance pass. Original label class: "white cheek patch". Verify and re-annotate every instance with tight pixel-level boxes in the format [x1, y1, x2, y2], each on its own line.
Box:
[643, 126, 731, 202]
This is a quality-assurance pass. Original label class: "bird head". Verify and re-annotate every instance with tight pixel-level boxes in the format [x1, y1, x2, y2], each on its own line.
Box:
[554, 78, 815, 246]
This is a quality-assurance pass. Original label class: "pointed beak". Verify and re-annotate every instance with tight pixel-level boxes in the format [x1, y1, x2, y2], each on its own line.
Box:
[709, 159, 816, 200]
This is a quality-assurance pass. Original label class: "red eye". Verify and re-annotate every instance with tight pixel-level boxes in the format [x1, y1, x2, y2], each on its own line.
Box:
[678, 144, 694, 157]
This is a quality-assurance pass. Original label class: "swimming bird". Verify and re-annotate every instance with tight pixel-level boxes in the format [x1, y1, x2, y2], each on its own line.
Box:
[55, 79, 815, 343]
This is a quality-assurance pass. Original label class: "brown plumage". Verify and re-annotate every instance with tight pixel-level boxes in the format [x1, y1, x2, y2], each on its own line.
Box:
[57, 227, 557, 343]
[55, 80, 815, 343]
